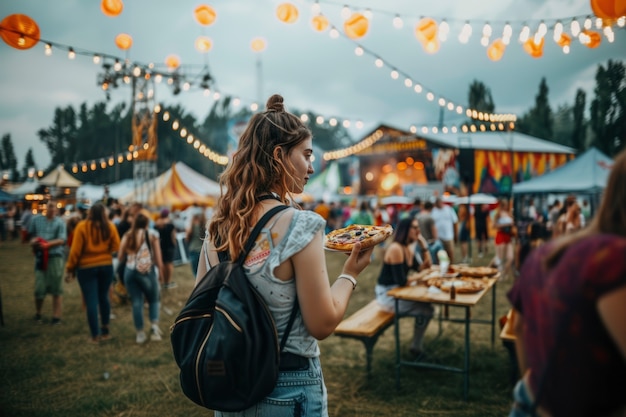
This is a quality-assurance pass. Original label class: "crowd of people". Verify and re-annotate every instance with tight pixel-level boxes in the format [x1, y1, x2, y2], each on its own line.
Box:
[20, 197, 210, 345]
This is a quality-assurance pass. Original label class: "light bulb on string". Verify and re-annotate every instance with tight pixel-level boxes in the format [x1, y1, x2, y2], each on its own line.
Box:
[584, 16, 592, 30]
[519, 25, 530, 42]
[68, 48, 75, 59]
[355, 46, 364, 56]
[553, 21, 563, 41]
[44, 43, 52, 56]
[439, 20, 449, 41]
[340, 5, 350, 20]
[393, 15, 403, 29]
[537, 21, 547, 37]
[571, 19, 581, 37]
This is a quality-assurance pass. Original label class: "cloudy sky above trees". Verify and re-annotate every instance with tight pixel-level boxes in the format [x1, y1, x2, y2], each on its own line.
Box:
[1, 0, 624, 169]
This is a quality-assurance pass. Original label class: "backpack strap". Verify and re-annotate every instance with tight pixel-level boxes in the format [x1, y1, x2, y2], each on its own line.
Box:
[236, 205, 289, 264]
[144, 229, 153, 259]
[279, 296, 299, 352]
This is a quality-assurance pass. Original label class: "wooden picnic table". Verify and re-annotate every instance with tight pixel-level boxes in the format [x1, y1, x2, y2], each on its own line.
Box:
[387, 274, 499, 401]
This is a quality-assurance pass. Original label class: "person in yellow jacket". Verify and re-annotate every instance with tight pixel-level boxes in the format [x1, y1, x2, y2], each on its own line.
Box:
[65, 202, 120, 344]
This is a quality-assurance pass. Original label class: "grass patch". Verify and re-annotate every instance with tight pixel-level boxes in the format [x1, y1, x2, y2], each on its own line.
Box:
[0, 238, 515, 416]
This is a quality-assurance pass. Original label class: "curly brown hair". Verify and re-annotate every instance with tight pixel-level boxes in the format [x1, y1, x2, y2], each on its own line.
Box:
[208, 94, 311, 259]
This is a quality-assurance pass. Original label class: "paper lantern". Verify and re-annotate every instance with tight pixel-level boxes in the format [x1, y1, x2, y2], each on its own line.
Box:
[523, 38, 544, 58]
[250, 37, 267, 52]
[487, 39, 506, 61]
[590, 0, 626, 19]
[423, 39, 440, 54]
[0, 14, 40, 50]
[276, 3, 298, 24]
[415, 18, 438, 44]
[194, 5, 216, 26]
[165, 54, 181, 69]
[311, 15, 329, 32]
[195, 36, 213, 53]
[344, 13, 369, 39]
[556, 33, 571, 48]
[581, 29, 602, 48]
[114, 33, 132, 50]
[101, 0, 123, 17]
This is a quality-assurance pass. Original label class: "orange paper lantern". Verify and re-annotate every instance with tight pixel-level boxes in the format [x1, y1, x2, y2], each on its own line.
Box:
[344, 13, 369, 39]
[0, 14, 40, 50]
[101, 0, 123, 17]
[487, 39, 506, 61]
[523, 38, 544, 58]
[590, 0, 626, 19]
[195, 36, 213, 53]
[415, 18, 438, 44]
[165, 54, 181, 69]
[194, 5, 216, 26]
[114, 33, 132, 50]
[250, 37, 267, 52]
[581, 29, 602, 48]
[276, 3, 298, 24]
[556, 33, 571, 48]
[311, 15, 329, 32]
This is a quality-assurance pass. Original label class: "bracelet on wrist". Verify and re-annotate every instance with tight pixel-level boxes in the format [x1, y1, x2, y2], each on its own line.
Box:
[337, 273, 357, 290]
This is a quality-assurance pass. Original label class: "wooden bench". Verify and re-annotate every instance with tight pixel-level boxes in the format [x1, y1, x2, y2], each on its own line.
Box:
[334, 300, 395, 377]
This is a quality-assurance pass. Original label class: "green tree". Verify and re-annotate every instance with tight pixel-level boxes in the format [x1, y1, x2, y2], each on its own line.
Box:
[590, 59, 626, 156]
[21, 148, 37, 181]
[571, 89, 587, 152]
[1, 134, 19, 181]
[37, 106, 78, 170]
[552, 104, 574, 147]
[468, 80, 495, 113]
[517, 77, 554, 140]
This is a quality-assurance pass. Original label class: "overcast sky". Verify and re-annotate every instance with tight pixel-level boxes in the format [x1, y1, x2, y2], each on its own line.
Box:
[1, 0, 625, 170]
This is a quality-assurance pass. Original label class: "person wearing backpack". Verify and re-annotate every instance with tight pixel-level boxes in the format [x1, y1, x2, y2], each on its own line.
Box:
[118, 209, 164, 344]
[193, 94, 373, 416]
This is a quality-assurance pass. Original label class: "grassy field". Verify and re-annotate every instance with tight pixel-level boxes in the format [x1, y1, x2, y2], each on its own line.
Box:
[0, 238, 516, 417]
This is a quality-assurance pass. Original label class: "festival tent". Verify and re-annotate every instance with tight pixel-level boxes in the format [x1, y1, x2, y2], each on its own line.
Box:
[0, 189, 17, 202]
[303, 161, 341, 201]
[6, 180, 38, 197]
[76, 179, 135, 202]
[38, 165, 82, 188]
[120, 162, 218, 208]
[512, 147, 613, 195]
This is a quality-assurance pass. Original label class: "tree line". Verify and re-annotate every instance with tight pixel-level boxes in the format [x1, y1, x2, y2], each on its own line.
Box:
[1, 59, 624, 184]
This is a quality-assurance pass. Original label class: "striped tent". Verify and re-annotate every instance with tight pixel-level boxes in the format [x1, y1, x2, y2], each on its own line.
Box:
[122, 163, 215, 208]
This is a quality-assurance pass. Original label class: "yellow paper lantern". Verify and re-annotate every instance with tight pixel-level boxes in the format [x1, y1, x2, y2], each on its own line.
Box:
[311, 15, 329, 32]
[556, 33, 571, 48]
[114, 33, 132, 50]
[590, 0, 626, 19]
[101, 0, 123, 17]
[415, 18, 438, 44]
[276, 3, 298, 24]
[0, 14, 40, 50]
[344, 13, 369, 39]
[195, 36, 213, 53]
[581, 29, 602, 48]
[165, 54, 181, 69]
[194, 5, 217, 26]
[250, 37, 267, 52]
[487, 39, 506, 61]
[523, 38, 544, 58]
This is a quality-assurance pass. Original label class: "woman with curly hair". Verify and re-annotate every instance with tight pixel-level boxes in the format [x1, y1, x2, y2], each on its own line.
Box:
[196, 94, 373, 416]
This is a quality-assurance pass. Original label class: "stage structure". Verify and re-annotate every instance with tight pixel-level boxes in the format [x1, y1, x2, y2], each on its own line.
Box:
[97, 60, 214, 205]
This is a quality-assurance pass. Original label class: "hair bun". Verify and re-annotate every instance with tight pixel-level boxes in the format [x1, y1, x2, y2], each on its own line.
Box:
[266, 94, 285, 112]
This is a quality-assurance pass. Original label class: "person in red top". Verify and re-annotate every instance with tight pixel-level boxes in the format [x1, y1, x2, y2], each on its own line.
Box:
[507, 148, 626, 417]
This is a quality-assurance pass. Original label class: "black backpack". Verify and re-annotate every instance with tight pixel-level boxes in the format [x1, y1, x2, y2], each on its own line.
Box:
[170, 205, 298, 411]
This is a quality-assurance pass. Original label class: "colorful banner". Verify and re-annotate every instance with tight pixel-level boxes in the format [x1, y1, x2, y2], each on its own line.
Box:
[473, 150, 571, 194]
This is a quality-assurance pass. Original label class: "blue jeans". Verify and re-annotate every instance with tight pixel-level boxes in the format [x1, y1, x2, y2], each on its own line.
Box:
[189, 250, 200, 278]
[124, 267, 160, 331]
[77, 265, 113, 339]
[428, 239, 444, 265]
[215, 356, 328, 417]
